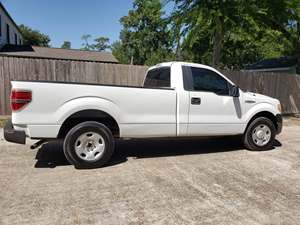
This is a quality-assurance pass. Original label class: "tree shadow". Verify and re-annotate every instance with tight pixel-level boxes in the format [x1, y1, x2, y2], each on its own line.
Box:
[34, 136, 282, 169]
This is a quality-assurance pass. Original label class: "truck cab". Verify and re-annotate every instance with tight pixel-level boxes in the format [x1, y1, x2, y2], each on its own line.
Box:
[144, 62, 282, 137]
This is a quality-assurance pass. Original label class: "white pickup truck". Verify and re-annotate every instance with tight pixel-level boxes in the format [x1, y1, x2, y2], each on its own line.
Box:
[4, 62, 282, 168]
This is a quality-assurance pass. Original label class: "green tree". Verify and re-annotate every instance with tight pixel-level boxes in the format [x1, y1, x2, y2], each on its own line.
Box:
[112, 0, 173, 65]
[19, 24, 50, 47]
[93, 37, 110, 51]
[249, 0, 300, 70]
[171, 0, 297, 69]
[61, 41, 71, 49]
[172, 0, 252, 67]
[112, 41, 129, 63]
[221, 27, 287, 69]
[81, 34, 93, 50]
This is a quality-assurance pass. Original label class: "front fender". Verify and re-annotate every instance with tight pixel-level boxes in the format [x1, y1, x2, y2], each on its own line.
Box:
[55, 97, 122, 125]
[244, 102, 277, 124]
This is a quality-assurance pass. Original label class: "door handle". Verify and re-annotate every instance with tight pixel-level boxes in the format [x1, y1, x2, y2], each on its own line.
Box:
[191, 97, 201, 105]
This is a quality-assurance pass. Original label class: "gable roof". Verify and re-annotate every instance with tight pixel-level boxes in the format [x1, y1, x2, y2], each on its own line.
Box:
[0, 2, 22, 34]
[244, 56, 297, 70]
[0, 45, 119, 63]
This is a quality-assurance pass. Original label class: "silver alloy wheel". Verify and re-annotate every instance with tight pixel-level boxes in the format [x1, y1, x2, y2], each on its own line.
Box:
[252, 124, 271, 146]
[75, 132, 105, 162]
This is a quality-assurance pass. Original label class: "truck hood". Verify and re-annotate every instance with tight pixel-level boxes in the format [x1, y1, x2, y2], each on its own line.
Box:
[244, 91, 280, 105]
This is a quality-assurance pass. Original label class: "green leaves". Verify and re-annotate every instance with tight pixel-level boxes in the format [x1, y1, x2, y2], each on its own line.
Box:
[170, 0, 300, 70]
[93, 37, 110, 52]
[19, 24, 50, 47]
[81, 34, 93, 51]
[111, 0, 299, 70]
[61, 41, 71, 49]
[80, 35, 111, 52]
[112, 0, 173, 65]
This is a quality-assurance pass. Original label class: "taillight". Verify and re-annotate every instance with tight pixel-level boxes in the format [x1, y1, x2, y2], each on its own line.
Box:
[10, 89, 32, 111]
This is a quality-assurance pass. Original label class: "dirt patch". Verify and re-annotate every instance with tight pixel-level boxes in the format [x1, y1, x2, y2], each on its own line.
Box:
[283, 115, 300, 126]
[0, 121, 300, 224]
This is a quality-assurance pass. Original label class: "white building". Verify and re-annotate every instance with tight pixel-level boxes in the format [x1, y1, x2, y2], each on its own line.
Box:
[0, 2, 23, 48]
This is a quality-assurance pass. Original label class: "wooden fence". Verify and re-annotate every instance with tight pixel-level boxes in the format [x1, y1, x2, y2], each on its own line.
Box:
[222, 71, 300, 114]
[0, 56, 148, 115]
[0, 55, 299, 115]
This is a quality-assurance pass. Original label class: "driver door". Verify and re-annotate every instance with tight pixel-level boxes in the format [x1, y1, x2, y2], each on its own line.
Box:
[184, 66, 243, 136]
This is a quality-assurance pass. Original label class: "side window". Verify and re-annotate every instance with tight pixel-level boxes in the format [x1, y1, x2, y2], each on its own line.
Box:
[144, 67, 170, 88]
[184, 66, 230, 95]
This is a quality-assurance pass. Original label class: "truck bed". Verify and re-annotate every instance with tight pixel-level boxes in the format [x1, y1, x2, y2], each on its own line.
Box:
[11, 80, 177, 138]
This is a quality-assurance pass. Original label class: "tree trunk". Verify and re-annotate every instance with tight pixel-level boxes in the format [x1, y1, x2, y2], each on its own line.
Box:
[174, 24, 182, 60]
[175, 35, 181, 60]
[212, 16, 224, 68]
[130, 55, 134, 65]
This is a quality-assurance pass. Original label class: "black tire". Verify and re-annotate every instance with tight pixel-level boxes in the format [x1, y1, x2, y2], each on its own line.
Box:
[243, 117, 276, 151]
[63, 121, 115, 169]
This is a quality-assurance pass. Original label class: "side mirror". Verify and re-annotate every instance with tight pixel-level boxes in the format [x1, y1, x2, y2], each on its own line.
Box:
[230, 85, 240, 97]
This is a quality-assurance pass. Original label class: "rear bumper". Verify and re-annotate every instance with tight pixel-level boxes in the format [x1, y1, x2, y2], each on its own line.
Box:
[4, 120, 26, 144]
[276, 114, 283, 134]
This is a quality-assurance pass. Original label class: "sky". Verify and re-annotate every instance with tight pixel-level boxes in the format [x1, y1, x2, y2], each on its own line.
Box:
[1, 0, 174, 49]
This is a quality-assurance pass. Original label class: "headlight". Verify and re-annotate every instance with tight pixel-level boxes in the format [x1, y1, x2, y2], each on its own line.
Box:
[277, 103, 282, 113]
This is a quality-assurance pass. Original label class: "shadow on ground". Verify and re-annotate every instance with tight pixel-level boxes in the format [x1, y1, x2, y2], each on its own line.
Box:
[34, 140, 68, 168]
[34, 136, 281, 168]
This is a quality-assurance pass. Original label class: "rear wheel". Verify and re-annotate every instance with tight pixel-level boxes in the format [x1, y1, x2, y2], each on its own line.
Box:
[63, 121, 115, 169]
[243, 117, 276, 151]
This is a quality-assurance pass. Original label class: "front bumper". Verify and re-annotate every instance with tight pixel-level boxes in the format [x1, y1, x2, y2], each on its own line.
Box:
[276, 114, 283, 134]
[4, 120, 26, 144]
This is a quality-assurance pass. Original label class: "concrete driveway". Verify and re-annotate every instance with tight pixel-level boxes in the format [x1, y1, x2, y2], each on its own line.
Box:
[0, 118, 300, 225]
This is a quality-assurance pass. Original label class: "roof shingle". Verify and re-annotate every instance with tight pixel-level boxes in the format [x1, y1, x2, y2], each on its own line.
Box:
[0, 45, 119, 63]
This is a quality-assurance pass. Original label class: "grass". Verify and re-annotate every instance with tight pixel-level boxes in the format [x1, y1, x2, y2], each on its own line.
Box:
[0, 116, 10, 128]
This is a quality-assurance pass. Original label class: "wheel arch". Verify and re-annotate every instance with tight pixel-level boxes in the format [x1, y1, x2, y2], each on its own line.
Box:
[57, 109, 120, 138]
[245, 111, 278, 133]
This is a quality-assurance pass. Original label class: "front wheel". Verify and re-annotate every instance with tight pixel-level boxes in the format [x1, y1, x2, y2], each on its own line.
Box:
[63, 121, 115, 169]
[243, 117, 276, 151]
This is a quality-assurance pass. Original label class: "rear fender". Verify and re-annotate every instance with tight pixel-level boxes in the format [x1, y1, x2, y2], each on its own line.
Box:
[55, 97, 122, 125]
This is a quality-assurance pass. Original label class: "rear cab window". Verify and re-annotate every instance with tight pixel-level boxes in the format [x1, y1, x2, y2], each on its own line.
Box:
[143, 67, 171, 88]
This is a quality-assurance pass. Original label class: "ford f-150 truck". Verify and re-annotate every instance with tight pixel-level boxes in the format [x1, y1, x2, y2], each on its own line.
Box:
[4, 62, 282, 168]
